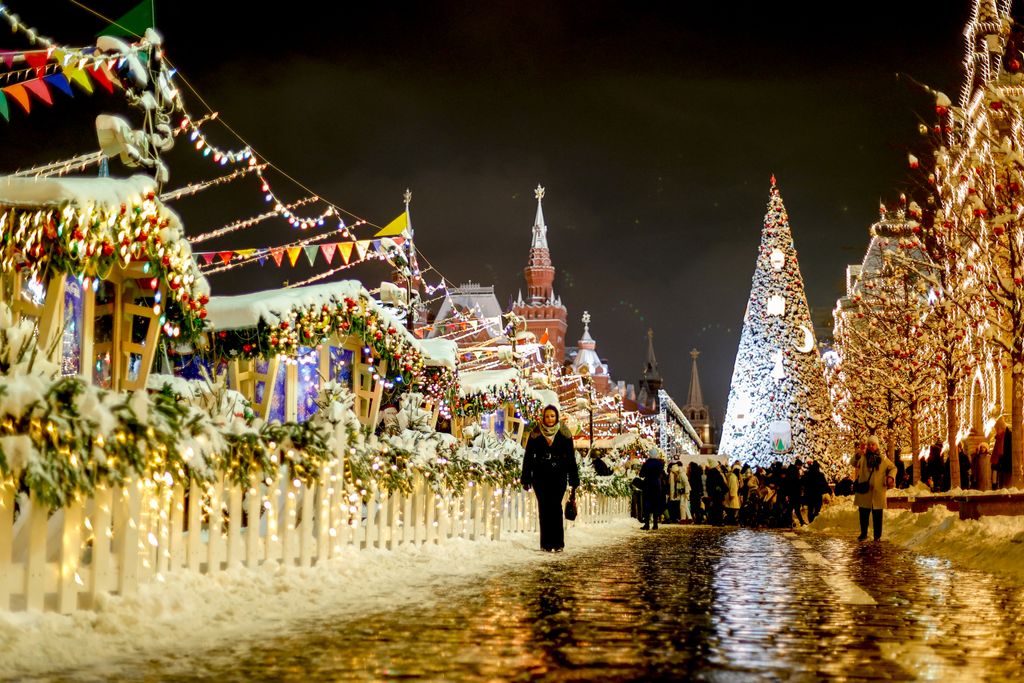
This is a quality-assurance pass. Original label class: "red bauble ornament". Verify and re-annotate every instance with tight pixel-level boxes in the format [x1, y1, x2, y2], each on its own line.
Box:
[101, 243, 114, 257]
[991, 100, 1004, 110]
[199, 309, 207, 319]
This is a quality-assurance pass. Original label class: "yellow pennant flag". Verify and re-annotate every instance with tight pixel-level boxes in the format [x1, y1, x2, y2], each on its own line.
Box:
[287, 247, 302, 266]
[374, 211, 408, 237]
[64, 67, 93, 94]
[338, 242, 354, 264]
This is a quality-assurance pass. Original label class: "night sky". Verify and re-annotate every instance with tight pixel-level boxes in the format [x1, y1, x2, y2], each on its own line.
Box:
[1, 1, 976, 427]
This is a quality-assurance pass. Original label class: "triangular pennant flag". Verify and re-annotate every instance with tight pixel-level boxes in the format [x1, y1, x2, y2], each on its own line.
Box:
[24, 52, 49, 79]
[271, 247, 284, 267]
[201, 253, 215, 266]
[355, 240, 370, 261]
[392, 237, 405, 247]
[0, 51, 14, 69]
[22, 79, 53, 106]
[99, 62, 121, 90]
[320, 242, 337, 265]
[218, 251, 234, 265]
[374, 211, 408, 237]
[287, 247, 302, 267]
[303, 245, 318, 267]
[97, 1, 155, 38]
[43, 73, 73, 98]
[0, 93, 8, 122]
[236, 248, 256, 258]
[338, 242, 354, 265]
[63, 67, 93, 94]
[2, 84, 30, 114]
[52, 49, 67, 66]
[87, 66, 114, 93]
[258, 256, 268, 266]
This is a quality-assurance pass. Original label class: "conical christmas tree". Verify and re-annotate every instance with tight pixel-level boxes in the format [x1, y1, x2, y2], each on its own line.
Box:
[719, 178, 840, 476]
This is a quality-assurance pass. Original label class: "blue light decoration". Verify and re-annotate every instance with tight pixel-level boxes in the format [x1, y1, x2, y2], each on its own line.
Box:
[61, 275, 83, 377]
[329, 345, 354, 389]
[296, 345, 320, 422]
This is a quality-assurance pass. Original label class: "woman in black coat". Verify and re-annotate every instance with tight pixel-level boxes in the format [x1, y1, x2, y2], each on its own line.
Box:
[521, 405, 580, 552]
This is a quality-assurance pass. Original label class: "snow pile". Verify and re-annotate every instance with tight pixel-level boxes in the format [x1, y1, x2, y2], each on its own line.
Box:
[0, 518, 637, 678]
[804, 497, 1024, 582]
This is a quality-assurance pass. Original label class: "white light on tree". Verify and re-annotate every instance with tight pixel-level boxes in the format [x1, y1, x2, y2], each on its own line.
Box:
[766, 295, 786, 316]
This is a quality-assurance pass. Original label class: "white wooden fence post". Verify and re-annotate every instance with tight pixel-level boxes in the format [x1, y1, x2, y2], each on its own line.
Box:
[186, 481, 202, 573]
[245, 476, 261, 568]
[88, 486, 113, 606]
[226, 480, 243, 569]
[114, 480, 142, 597]
[299, 480, 315, 567]
[0, 481, 14, 611]
[25, 493, 47, 611]
[57, 501, 83, 613]
[207, 477, 225, 574]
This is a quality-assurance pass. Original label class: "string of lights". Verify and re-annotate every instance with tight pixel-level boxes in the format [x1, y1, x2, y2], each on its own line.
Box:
[188, 196, 318, 244]
[283, 252, 387, 288]
[13, 150, 105, 177]
[159, 163, 266, 202]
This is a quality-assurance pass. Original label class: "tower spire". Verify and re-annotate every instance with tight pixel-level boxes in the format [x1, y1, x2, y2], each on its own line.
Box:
[686, 348, 705, 409]
[531, 184, 548, 249]
[644, 328, 661, 380]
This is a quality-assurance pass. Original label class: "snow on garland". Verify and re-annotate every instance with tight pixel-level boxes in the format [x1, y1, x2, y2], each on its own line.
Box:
[455, 370, 543, 423]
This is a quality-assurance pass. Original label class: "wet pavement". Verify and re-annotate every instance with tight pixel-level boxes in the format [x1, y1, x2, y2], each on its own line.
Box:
[41, 526, 1024, 681]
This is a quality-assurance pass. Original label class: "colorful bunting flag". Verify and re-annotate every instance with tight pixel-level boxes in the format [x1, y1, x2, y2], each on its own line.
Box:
[24, 52, 49, 79]
[374, 211, 408, 237]
[43, 73, 73, 98]
[201, 253, 215, 266]
[392, 236, 406, 247]
[339, 242, 354, 264]
[236, 248, 257, 259]
[355, 240, 370, 261]
[218, 251, 234, 265]
[303, 245, 318, 266]
[64, 67, 93, 94]
[0, 51, 14, 69]
[2, 84, 30, 114]
[271, 247, 284, 266]
[23, 79, 52, 106]
[258, 255, 268, 266]
[97, 1, 155, 38]
[287, 247, 301, 267]
[0, 93, 8, 122]
[320, 242, 337, 265]
[88, 66, 114, 93]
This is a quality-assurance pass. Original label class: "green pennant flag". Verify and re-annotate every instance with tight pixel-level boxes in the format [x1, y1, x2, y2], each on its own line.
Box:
[97, 1, 154, 38]
[303, 245, 318, 267]
[0, 92, 8, 122]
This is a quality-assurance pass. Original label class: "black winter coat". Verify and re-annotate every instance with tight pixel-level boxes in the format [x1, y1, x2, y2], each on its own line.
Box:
[521, 428, 580, 493]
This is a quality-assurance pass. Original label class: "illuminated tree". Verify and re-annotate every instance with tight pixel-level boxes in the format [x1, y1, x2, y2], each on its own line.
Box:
[720, 179, 841, 476]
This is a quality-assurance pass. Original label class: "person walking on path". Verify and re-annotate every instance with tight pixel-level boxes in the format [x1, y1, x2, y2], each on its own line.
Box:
[639, 448, 666, 530]
[724, 466, 741, 524]
[521, 405, 579, 552]
[853, 435, 897, 541]
[687, 462, 705, 524]
[801, 461, 829, 523]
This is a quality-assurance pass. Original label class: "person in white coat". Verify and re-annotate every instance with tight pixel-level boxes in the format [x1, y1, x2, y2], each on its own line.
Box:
[853, 435, 897, 541]
[724, 465, 741, 525]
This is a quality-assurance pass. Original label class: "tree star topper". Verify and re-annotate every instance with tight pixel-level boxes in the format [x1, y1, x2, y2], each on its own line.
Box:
[535, 184, 545, 200]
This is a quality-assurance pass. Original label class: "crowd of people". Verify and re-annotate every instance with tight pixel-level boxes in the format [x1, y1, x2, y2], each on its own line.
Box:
[627, 448, 833, 530]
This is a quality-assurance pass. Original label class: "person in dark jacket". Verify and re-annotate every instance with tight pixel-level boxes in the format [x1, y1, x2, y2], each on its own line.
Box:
[639, 448, 666, 529]
[801, 461, 830, 523]
[687, 461, 705, 523]
[704, 461, 726, 526]
[521, 405, 580, 552]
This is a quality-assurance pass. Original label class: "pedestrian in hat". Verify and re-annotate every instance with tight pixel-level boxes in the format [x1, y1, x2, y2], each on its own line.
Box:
[521, 405, 579, 552]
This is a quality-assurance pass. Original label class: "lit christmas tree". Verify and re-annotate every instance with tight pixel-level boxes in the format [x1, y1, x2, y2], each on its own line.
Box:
[719, 178, 841, 476]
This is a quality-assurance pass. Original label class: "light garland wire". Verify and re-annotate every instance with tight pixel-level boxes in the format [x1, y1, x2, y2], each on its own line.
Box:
[13, 150, 105, 177]
[159, 163, 267, 202]
[188, 196, 318, 244]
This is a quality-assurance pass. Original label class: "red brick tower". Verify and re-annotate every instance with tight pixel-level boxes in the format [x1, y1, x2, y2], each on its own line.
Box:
[512, 185, 568, 362]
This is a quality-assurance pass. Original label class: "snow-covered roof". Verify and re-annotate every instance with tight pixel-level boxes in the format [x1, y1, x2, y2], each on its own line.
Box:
[418, 338, 459, 369]
[429, 282, 505, 339]
[0, 174, 161, 210]
[458, 368, 546, 406]
[205, 280, 419, 348]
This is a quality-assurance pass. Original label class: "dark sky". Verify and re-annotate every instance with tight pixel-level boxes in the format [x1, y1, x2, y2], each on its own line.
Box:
[1, 1, 975, 426]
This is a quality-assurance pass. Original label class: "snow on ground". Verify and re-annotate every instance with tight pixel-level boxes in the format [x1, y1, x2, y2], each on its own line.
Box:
[804, 497, 1024, 583]
[0, 519, 636, 678]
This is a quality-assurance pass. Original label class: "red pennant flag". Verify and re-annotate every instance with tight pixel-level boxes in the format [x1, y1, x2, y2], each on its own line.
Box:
[24, 51, 49, 79]
[539, 329, 550, 345]
[2, 84, 30, 113]
[201, 253, 216, 266]
[392, 237, 405, 247]
[22, 79, 52, 106]
[320, 242, 337, 265]
[338, 242, 354, 265]
[88, 66, 114, 93]
[218, 251, 234, 265]
[0, 51, 14, 69]
[271, 247, 285, 266]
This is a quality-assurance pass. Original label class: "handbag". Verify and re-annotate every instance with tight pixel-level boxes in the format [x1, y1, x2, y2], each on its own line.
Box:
[564, 494, 578, 521]
[854, 479, 870, 495]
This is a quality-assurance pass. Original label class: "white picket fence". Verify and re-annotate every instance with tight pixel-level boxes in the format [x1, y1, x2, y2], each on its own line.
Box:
[0, 458, 628, 614]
